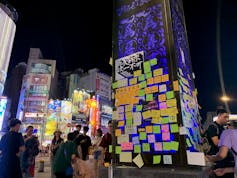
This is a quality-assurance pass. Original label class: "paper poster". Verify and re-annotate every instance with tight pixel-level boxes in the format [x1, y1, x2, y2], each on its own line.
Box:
[134, 144, 141, 153]
[153, 155, 161, 164]
[154, 142, 163, 151]
[163, 155, 172, 164]
[133, 154, 144, 168]
[115, 51, 144, 80]
[117, 135, 129, 144]
[121, 142, 133, 151]
[148, 134, 156, 143]
[142, 143, 151, 152]
[119, 152, 132, 162]
[132, 136, 140, 145]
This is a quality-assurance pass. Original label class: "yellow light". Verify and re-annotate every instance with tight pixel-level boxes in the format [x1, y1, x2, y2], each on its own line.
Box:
[220, 95, 231, 102]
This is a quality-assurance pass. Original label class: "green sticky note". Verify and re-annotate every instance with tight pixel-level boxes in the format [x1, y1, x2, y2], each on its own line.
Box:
[143, 61, 151, 73]
[186, 138, 192, 147]
[146, 72, 152, 79]
[138, 74, 145, 82]
[142, 143, 150, 152]
[161, 117, 169, 124]
[136, 105, 143, 112]
[150, 58, 157, 66]
[153, 155, 161, 164]
[166, 91, 174, 99]
[163, 142, 171, 151]
[139, 132, 147, 140]
[170, 141, 179, 151]
[170, 124, 179, 133]
[115, 146, 121, 154]
[146, 94, 153, 101]
[153, 125, 161, 134]
[134, 145, 141, 153]
[139, 81, 147, 89]
[112, 82, 118, 89]
[138, 89, 145, 96]
[126, 112, 133, 120]
[109, 145, 112, 153]
[126, 118, 133, 126]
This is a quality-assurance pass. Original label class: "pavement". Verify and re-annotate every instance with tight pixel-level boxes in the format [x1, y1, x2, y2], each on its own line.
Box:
[34, 155, 51, 178]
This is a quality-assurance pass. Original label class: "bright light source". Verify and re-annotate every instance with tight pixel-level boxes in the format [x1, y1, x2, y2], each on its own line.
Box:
[220, 95, 231, 102]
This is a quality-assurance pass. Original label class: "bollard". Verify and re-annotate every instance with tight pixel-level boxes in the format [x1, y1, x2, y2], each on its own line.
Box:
[38, 160, 44, 172]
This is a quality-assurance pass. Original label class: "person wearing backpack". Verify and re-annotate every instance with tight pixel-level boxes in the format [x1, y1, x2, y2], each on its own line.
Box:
[206, 120, 237, 177]
[206, 109, 234, 178]
[21, 125, 39, 178]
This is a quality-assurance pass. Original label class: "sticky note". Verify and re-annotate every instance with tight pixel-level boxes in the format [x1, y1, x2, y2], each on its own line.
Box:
[118, 106, 125, 113]
[133, 112, 142, 126]
[163, 142, 171, 151]
[179, 126, 186, 135]
[160, 109, 168, 116]
[151, 110, 160, 117]
[138, 128, 145, 132]
[134, 70, 142, 77]
[138, 74, 145, 81]
[112, 111, 119, 120]
[136, 105, 143, 112]
[146, 72, 152, 79]
[173, 80, 179, 91]
[151, 117, 162, 124]
[138, 89, 145, 96]
[159, 102, 167, 110]
[143, 61, 151, 73]
[134, 144, 141, 153]
[117, 135, 129, 144]
[170, 124, 179, 133]
[109, 145, 112, 153]
[170, 141, 179, 151]
[118, 121, 125, 127]
[153, 68, 163, 76]
[145, 87, 152, 94]
[161, 124, 170, 133]
[150, 58, 157, 66]
[169, 116, 177, 123]
[147, 78, 154, 85]
[166, 91, 175, 99]
[186, 138, 192, 147]
[121, 142, 133, 151]
[161, 117, 169, 124]
[154, 76, 162, 83]
[139, 81, 147, 89]
[139, 132, 147, 140]
[166, 99, 177, 107]
[158, 94, 166, 102]
[146, 94, 153, 101]
[161, 74, 169, 82]
[129, 78, 137, 85]
[142, 110, 151, 120]
[162, 132, 170, 141]
[159, 84, 167, 93]
[142, 143, 150, 152]
[154, 142, 163, 151]
[145, 125, 153, 133]
[132, 136, 140, 145]
[153, 155, 161, 164]
[148, 134, 156, 143]
[112, 82, 118, 89]
[126, 118, 133, 126]
[163, 155, 172, 164]
[125, 105, 133, 112]
[133, 154, 144, 168]
[125, 112, 133, 120]
[119, 113, 124, 120]
[115, 146, 121, 154]
[151, 85, 158, 93]
[153, 125, 161, 133]
[119, 152, 132, 163]
[115, 129, 122, 136]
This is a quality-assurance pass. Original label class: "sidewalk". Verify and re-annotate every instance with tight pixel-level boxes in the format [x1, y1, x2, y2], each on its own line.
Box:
[34, 155, 51, 178]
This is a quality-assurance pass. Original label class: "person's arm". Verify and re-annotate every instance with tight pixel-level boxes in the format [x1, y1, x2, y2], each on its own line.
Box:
[211, 136, 219, 146]
[207, 124, 219, 146]
[214, 167, 235, 176]
[206, 146, 229, 162]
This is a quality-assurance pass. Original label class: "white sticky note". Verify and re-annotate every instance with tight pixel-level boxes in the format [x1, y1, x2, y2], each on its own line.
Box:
[117, 135, 129, 144]
[179, 126, 186, 135]
[132, 136, 140, 145]
[119, 152, 132, 163]
[133, 154, 144, 168]
[133, 112, 142, 126]
[186, 151, 206, 166]
[163, 155, 172, 164]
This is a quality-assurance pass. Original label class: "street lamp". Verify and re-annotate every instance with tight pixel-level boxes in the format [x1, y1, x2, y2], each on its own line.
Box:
[220, 95, 231, 102]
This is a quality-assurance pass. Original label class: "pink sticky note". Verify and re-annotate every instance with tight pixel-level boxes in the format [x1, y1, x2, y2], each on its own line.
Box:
[162, 132, 170, 141]
[121, 142, 133, 151]
[161, 124, 170, 133]
[154, 142, 163, 151]
[148, 134, 156, 143]
[159, 102, 167, 110]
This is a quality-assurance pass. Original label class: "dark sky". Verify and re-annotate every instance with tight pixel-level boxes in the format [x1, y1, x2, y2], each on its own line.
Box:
[5, 0, 237, 117]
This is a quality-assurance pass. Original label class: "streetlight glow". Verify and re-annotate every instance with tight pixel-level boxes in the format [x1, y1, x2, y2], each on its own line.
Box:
[220, 95, 231, 102]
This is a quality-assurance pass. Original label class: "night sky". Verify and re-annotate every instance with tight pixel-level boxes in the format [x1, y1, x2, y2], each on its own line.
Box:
[4, 0, 237, 117]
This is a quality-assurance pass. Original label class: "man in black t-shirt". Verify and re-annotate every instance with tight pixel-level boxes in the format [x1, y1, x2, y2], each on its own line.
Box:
[74, 126, 92, 160]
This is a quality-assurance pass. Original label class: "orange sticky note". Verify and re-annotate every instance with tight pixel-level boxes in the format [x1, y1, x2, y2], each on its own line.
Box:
[158, 94, 166, 102]
[161, 74, 169, 82]
[118, 121, 125, 127]
[145, 125, 153, 133]
[154, 76, 162, 84]
[153, 68, 163, 76]
[115, 129, 122, 136]
[147, 78, 154, 85]
[145, 87, 152, 94]
[151, 85, 158, 93]
[173, 80, 179, 91]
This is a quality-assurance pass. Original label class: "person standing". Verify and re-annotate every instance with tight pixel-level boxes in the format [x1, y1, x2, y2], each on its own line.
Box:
[74, 126, 92, 160]
[50, 129, 64, 178]
[21, 125, 39, 178]
[0, 119, 25, 178]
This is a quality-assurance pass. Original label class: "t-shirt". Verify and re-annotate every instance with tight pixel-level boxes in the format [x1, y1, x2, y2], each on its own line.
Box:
[99, 132, 112, 163]
[74, 135, 92, 160]
[218, 129, 237, 175]
[206, 122, 225, 155]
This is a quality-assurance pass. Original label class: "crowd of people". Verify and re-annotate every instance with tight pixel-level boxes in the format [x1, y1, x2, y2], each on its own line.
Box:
[0, 119, 112, 178]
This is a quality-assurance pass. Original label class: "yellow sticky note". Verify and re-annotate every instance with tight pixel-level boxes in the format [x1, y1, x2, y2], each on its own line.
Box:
[153, 68, 163, 76]
[145, 87, 152, 94]
[125, 105, 133, 112]
[169, 115, 177, 123]
[151, 109, 161, 117]
[147, 78, 154, 85]
[115, 129, 122, 136]
[154, 76, 162, 84]
[151, 117, 162, 124]
[158, 94, 166, 102]
[129, 78, 137, 85]
[119, 152, 132, 163]
[125, 111, 133, 119]
[142, 110, 152, 120]
[173, 80, 179, 91]
[118, 121, 125, 127]
[134, 70, 142, 77]
[161, 74, 169, 82]
[166, 99, 177, 107]
[145, 125, 153, 133]
[133, 154, 144, 168]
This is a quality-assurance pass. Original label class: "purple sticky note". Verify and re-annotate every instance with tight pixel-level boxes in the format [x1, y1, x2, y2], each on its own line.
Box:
[159, 102, 167, 110]
[162, 132, 170, 141]
[161, 124, 170, 133]
[154, 142, 163, 151]
[148, 134, 156, 143]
